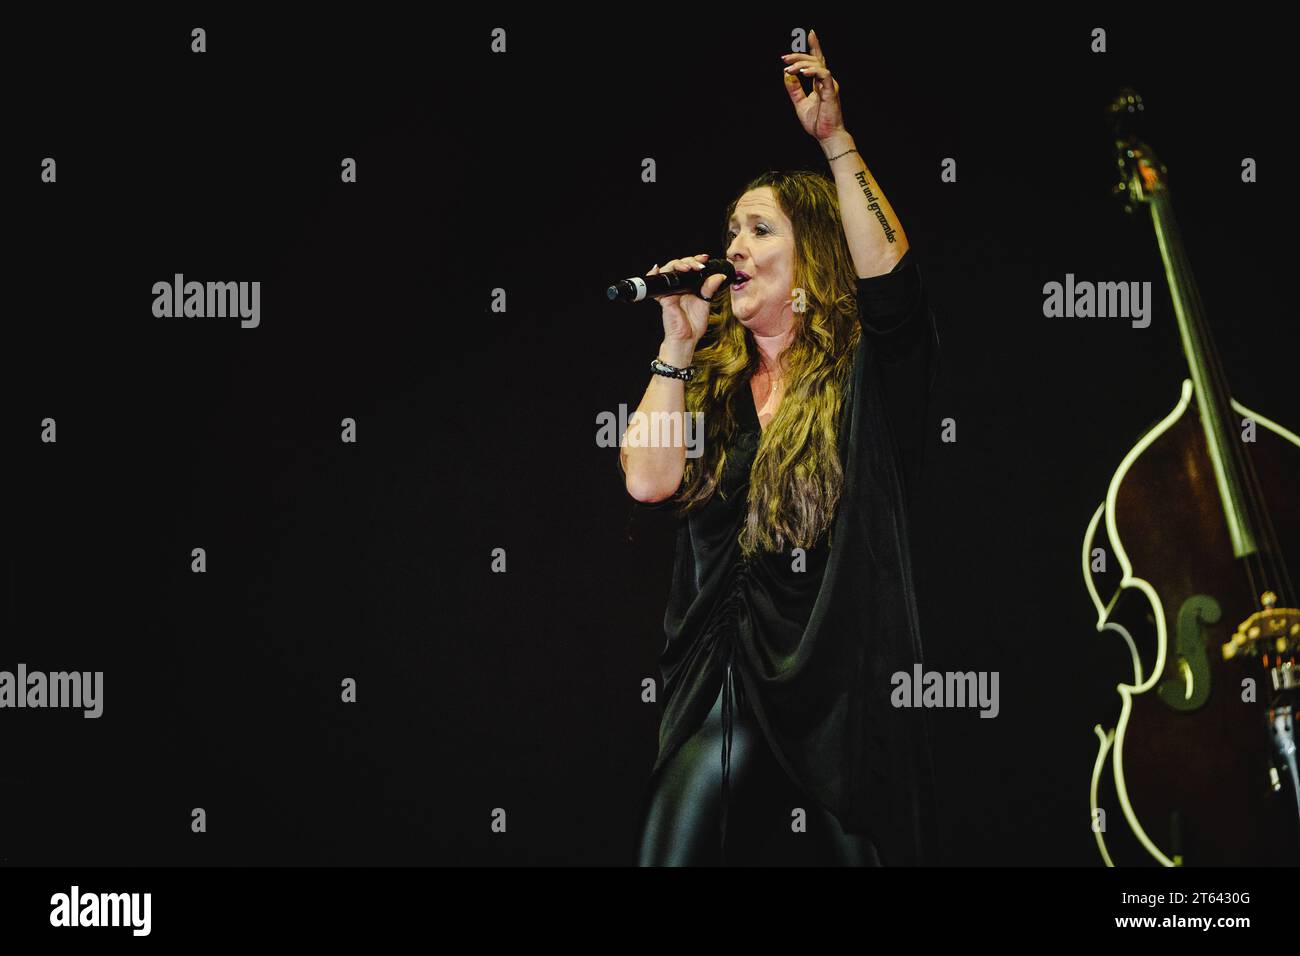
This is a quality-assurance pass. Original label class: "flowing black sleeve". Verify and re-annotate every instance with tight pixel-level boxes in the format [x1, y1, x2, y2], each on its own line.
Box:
[854, 249, 940, 505]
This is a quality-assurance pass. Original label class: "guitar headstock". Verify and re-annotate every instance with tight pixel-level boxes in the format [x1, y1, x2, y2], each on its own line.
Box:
[1106, 88, 1169, 213]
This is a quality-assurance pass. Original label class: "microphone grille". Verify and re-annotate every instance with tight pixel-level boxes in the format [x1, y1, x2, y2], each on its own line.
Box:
[708, 259, 736, 280]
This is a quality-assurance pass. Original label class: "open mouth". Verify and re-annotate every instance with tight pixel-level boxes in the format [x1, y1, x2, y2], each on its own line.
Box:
[732, 272, 751, 291]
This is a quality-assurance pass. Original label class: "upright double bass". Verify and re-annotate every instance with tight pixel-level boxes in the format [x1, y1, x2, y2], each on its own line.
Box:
[1083, 90, 1300, 866]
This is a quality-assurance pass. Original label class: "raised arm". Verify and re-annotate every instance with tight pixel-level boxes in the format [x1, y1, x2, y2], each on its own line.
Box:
[823, 129, 910, 279]
[782, 29, 909, 279]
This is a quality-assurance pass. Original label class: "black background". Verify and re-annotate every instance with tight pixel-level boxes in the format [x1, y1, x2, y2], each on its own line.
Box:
[5, 14, 1295, 866]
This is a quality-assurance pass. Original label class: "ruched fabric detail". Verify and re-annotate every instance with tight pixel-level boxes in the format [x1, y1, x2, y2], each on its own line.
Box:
[699, 552, 752, 865]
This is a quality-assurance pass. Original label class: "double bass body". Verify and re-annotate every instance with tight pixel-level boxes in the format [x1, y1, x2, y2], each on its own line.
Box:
[1083, 89, 1300, 866]
[1085, 380, 1300, 865]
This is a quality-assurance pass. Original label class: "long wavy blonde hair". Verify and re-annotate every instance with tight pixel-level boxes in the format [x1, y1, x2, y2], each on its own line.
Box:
[674, 170, 864, 556]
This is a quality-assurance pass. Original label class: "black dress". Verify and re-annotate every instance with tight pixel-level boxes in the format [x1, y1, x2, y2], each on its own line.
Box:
[633, 249, 940, 866]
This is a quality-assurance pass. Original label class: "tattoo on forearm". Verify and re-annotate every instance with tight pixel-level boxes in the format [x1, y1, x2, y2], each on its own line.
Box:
[855, 171, 897, 243]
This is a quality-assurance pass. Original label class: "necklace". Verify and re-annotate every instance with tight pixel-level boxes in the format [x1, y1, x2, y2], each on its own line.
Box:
[760, 359, 784, 393]
[756, 361, 784, 417]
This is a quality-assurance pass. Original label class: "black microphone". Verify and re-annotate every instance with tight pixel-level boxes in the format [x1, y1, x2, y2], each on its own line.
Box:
[606, 258, 736, 302]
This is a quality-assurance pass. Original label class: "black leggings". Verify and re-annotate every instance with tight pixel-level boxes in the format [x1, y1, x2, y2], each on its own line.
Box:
[636, 664, 880, 866]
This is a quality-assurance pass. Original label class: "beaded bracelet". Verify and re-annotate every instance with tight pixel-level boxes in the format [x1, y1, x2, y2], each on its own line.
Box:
[650, 357, 695, 381]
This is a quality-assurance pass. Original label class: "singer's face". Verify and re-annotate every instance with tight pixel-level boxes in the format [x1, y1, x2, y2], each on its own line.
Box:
[725, 188, 795, 331]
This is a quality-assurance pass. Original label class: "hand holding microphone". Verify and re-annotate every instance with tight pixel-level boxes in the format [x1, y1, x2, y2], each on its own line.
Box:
[644, 254, 728, 358]
[608, 254, 733, 362]
[606, 254, 735, 305]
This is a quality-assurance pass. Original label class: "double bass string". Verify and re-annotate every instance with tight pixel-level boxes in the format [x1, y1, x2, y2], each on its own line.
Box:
[1173, 202, 1295, 608]
[1153, 195, 1261, 603]
[1159, 193, 1294, 608]
[1164, 200, 1263, 598]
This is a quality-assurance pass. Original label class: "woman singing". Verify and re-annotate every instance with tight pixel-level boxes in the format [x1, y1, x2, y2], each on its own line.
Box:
[620, 29, 940, 866]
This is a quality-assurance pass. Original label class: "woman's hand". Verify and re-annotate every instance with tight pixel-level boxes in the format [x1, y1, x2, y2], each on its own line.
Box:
[650, 254, 726, 350]
[781, 29, 845, 142]
[622, 255, 723, 500]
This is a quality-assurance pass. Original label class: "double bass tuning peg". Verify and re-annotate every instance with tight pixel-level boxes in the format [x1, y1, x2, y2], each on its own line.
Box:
[1112, 181, 1134, 215]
